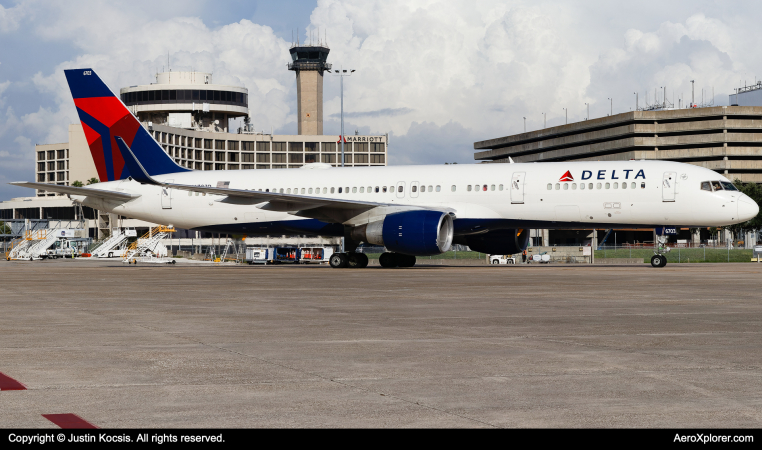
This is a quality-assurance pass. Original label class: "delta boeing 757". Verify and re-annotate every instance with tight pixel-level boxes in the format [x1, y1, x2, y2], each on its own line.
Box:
[10, 69, 759, 268]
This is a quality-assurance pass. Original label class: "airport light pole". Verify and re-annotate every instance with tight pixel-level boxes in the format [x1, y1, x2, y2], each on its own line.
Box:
[585, 103, 589, 120]
[634, 92, 638, 111]
[563, 108, 567, 124]
[523, 117, 526, 132]
[333, 68, 355, 167]
[332, 68, 355, 254]
[607, 98, 612, 116]
[542, 112, 546, 128]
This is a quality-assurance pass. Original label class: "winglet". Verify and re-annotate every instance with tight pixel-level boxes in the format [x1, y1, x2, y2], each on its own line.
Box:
[114, 136, 159, 185]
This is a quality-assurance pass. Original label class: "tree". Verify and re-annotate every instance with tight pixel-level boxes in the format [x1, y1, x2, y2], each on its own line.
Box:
[0, 221, 10, 235]
[86, 177, 99, 185]
[71, 180, 84, 187]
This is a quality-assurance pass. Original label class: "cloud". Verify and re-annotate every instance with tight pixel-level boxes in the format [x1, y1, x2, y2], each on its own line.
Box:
[330, 107, 413, 119]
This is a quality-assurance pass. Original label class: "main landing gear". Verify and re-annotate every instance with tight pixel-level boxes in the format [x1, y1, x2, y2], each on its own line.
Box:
[329, 252, 369, 269]
[378, 252, 416, 268]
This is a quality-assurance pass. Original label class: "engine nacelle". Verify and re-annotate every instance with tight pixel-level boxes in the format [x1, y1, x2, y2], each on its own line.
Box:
[461, 228, 529, 255]
[350, 210, 454, 256]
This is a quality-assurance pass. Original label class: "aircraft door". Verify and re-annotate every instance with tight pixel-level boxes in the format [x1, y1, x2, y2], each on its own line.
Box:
[511, 172, 525, 204]
[410, 181, 420, 198]
[161, 179, 173, 209]
[396, 181, 406, 199]
[662, 172, 676, 202]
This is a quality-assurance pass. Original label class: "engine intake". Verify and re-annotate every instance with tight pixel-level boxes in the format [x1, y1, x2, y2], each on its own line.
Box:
[350, 210, 453, 256]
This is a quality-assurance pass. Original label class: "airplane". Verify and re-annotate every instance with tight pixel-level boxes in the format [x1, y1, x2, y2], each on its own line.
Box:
[10, 69, 759, 268]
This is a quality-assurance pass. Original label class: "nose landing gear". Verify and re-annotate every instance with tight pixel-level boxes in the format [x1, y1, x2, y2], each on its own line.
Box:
[651, 228, 671, 268]
[650, 254, 667, 267]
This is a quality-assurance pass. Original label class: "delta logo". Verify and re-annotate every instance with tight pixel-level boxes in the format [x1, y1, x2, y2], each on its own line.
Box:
[558, 169, 646, 181]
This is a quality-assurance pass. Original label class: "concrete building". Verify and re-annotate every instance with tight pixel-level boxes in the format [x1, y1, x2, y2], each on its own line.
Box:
[288, 46, 331, 135]
[475, 106, 762, 183]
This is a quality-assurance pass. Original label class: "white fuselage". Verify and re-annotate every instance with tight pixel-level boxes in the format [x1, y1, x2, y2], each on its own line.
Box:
[73, 161, 757, 233]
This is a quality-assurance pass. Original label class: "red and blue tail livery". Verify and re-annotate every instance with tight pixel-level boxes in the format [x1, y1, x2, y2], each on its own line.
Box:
[64, 69, 189, 182]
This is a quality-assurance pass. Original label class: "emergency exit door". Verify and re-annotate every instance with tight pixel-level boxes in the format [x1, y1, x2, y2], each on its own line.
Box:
[662, 172, 676, 202]
[161, 180, 173, 209]
[511, 172, 525, 204]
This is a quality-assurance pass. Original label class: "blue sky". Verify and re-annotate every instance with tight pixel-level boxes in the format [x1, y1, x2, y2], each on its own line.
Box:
[1, 0, 761, 200]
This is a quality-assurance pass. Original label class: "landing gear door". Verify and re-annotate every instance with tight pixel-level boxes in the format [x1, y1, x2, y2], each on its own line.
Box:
[511, 172, 525, 204]
[662, 172, 676, 202]
[161, 180, 173, 209]
[395, 181, 405, 199]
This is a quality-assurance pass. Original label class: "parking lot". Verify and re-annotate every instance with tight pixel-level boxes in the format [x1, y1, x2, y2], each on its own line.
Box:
[1, 260, 761, 427]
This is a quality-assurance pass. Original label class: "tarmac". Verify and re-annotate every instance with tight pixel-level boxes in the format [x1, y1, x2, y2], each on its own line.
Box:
[1, 259, 761, 428]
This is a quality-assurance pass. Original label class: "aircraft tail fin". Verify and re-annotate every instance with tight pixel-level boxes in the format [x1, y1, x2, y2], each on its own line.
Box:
[63, 68, 190, 182]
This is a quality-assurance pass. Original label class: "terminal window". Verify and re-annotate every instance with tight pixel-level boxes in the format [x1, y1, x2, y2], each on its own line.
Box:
[242, 142, 255, 151]
[305, 154, 318, 164]
[371, 143, 384, 153]
[322, 143, 336, 152]
[305, 142, 317, 152]
[289, 142, 303, 152]
[272, 142, 286, 152]
[256, 142, 269, 152]
[289, 154, 303, 163]
[229, 141, 239, 151]
[228, 153, 239, 162]
[255, 153, 268, 163]
[38, 151, 45, 160]
[215, 140, 225, 150]
[322, 154, 336, 163]
[355, 143, 368, 152]
[215, 152, 225, 161]
[272, 153, 286, 163]
[370, 155, 385, 164]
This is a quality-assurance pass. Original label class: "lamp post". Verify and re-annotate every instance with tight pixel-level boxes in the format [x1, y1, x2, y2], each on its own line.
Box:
[585, 103, 589, 120]
[523, 117, 526, 132]
[332, 68, 355, 254]
[607, 98, 612, 116]
[332, 68, 355, 167]
[563, 108, 567, 124]
[542, 112, 546, 128]
[634, 92, 638, 111]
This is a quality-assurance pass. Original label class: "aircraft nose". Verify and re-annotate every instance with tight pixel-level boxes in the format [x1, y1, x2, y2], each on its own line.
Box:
[738, 195, 759, 221]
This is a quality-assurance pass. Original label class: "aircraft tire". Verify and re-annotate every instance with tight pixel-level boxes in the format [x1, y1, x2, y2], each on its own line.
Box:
[347, 253, 361, 268]
[378, 252, 398, 268]
[397, 254, 417, 268]
[354, 253, 369, 268]
[651, 255, 664, 267]
[329, 253, 348, 269]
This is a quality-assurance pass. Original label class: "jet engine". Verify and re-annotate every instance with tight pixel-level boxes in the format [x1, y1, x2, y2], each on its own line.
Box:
[460, 228, 529, 255]
[350, 210, 454, 256]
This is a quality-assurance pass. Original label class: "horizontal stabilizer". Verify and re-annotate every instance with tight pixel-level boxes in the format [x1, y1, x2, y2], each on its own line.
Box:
[9, 182, 140, 201]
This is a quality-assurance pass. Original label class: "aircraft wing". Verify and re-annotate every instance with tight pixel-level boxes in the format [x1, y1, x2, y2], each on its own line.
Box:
[115, 136, 449, 223]
[9, 181, 140, 201]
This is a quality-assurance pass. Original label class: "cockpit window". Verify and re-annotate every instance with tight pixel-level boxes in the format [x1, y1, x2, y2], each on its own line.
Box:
[720, 181, 738, 191]
[711, 181, 723, 191]
[701, 181, 712, 191]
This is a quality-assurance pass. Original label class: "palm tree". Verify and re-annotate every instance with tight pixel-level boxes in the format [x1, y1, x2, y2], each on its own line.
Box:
[86, 177, 99, 185]
[71, 180, 84, 187]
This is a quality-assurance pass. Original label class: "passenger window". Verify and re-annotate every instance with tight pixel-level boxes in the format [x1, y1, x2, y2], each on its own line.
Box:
[641, 182, 646, 189]
[436, 185, 441, 192]
[360, 187, 364, 193]
[375, 186, 380, 193]
[701, 181, 711, 191]
[451, 185, 456, 192]
[589, 183, 594, 190]
[411, 186, 417, 193]
[613, 182, 618, 189]
[555, 183, 560, 190]
[580, 183, 585, 190]
[300, 188, 305, 194]
[605, 183, 610, 189]
[346, 187, 350, 194]
[547, 183, 552, 190]
[563, 183, 569, 190]
[266, 189, 269, 192]
[398, 186, 403, 193]
[382, 186, 387, 193]
[338, 187, 342, 193]
[309, 188, 313, 194]
[467, 185, 472, 192]
[331, 187, 335, 193]
[596, 183, 602, 189]
[622, 182, 627, 190]
[483, 185, 487, 191]
[630, 182, 635, 189]
[429, 185, 433, 192]
[287, 188, 291, 194]
[572, 183, 577, 190]
[490, 184, 495, 191]
[279, 188, 284, 193]
[352, 187, 357, 193]
[367, 186, 371, 192]
[499, 184, 503, 191]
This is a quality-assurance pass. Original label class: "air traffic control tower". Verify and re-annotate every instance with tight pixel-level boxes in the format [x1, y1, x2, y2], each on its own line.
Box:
[288, 46, 331, 135]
